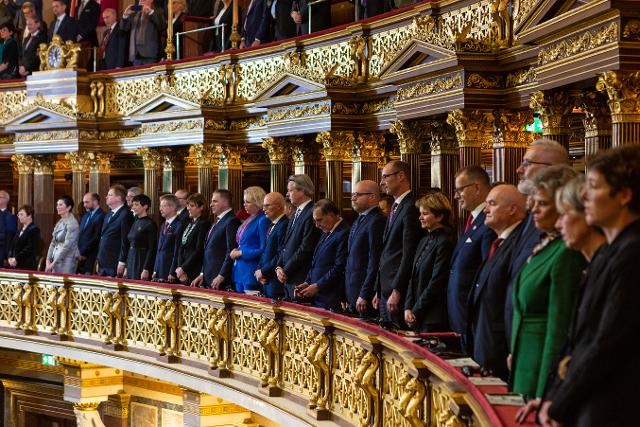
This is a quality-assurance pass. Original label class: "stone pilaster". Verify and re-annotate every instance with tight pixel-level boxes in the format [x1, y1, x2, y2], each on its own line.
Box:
[529, 90, 576, 150]
[491, 110, 534, 185]
[136, 147, 163, 216]
[580, 91, 612, 157]
[88, 153, 113, 211]
[262, 137, 290, 196]
[390, 120, 428, 193]
[316, 131, 354, 207]
[427, 122, 458, 200]
[190, 144, 218, 205]
[596, 70, 640, 147]
[447, 109, 492, 168]
[102, 392, 130, 427]
[292, 140, 321, 200]
[217, 144, 246, 212]
[161, 148, 187, 193]
[33, 155, 56, 250]
[11, 154, 35, 209]
[65, 152, 89, 216]
[352, 132, 384, 186]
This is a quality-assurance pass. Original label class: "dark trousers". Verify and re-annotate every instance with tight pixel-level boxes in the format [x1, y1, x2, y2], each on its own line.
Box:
[284, 282, 296, 300]
[379, 294, 405, 329]
[264, 281, 285, 299]
[98, 267, 116, 277]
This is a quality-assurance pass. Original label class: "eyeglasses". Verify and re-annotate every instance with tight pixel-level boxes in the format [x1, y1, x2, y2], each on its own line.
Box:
[454, 182, 476, 195]
[381, 171, 400, 180]
[520, 159, 552, 168]
[351, 192, 374, 199]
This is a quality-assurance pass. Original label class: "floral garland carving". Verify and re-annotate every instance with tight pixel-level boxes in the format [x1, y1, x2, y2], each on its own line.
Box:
[397, 73, 463, 102]
[538, 22, 618, 66]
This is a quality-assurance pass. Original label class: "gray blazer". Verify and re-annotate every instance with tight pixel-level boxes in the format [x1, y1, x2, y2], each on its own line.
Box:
[47, 215, 80, 274]
[120, 8, 167, 61]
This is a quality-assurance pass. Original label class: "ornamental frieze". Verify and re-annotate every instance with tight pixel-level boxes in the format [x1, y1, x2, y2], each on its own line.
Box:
[229, 117, 267, 130]
[466, 73, 504, 89]
[141, 119, 204, 135]
[268, 103, 330, 121]
[506, 67, 537, 88]
[397, 73, 463, 102]
[538, 22, 618, 66]
[15, 130, 77, 142]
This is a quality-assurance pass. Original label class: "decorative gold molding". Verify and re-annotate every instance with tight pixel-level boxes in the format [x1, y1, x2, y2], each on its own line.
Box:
[506, 67, 537, 88]
[15, 130, 77, 142]
[397, 73, 463, 102]
[190, 144, 218, 168]
[136, 147, 163, 170]
[390, 120, 428, 155]
[268, 103, 330, 121]
[316, 131, 354, 161]
[447, 109, 493, 148]
[11, 93, 77, 120]
[261, 137, 290, 164]
[353, 132, 385, 163]
[65, 152, 89, 172]
[596, 70, 640, 120]
[141, 119, 203, 135]
[11, 154, 35, 174]
[466, 73, 503, 89]
[622, 19, 640, 40]
[538, 22, 618, 66]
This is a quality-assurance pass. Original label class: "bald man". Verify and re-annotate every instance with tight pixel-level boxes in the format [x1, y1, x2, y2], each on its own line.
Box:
[345, 180, 386, 315]
[255, 192, 289, 299]
[466, 184, 527, 381]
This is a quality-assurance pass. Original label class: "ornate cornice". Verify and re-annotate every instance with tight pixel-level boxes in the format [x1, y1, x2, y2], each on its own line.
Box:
[316, 131, 354, 161]
[229, 117, 267, 130]
[11, 154, 35, 174]
[466, 73, 503, 89]
[141, 119, 203, 135]
[16, 130, 77, 142]
[10, 93, 77, 121]
[397, 73, 463, 102]
[268, 103, 330, 121]
[538, 22, 618, 66]
[506, 67, 537, 88]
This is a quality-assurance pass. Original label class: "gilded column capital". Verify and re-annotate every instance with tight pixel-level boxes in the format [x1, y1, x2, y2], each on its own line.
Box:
[292, 138, 321, 164]
[596, 70, 640, 122]
[316, 131, 354, 161]
[11, 154, 35, 174]
[216, 144, 246, 168]
[579, 91, 612, 136]
[65, 151, 90, 173]
[529, 90, 576, 133]
[353, 132, 385, 163]
[88, 153, 114, 174]
[390, 120, 428, 154]
[189, 144, 218, 168]
[490, 110, 534, 148]
[136, 147, 163, 170]
[427, 121, 458, 153]
[262, 137, 290, 164]
[160, 147, 187, 170]
[33, 154, 57, 175]
[73, 402, 102, 411]
[446, 110, 492, 148]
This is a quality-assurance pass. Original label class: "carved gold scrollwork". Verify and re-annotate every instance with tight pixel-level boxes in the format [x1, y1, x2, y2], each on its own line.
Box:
[261, 137, 290, 164]
[103, 292, 126, 347]
[623, 20, 640, 40]
[316, 131, 354, 161]
[490, 110, 534, 148]
[90, 81, 106, 117]
[88, 152, 114, 174]
[65, 152, 89, 173]
[12, 283, 34, 332]
[596, 71, 640, 119]
[530, 90, 576, 132]
[431, 383, 468, 427]
[207, 306, 229, 370]
[398, 372, 426, 427]
[447, 109, 494, 148]
[353, 132, 385, 163]
[355, 349, 379, 427]
[538, 22, 618, 66]
[390, 120, 428, 155]
[11, 154, 35, 175]
[136, 147, 163, 170]
[258, 317, 281, 388]
[216, 144, 246, 168]
[190, 144, 219, 168]
[306, 330, 331, 411]
[157, 299, 180, 357]
[349, 35, 369, 83]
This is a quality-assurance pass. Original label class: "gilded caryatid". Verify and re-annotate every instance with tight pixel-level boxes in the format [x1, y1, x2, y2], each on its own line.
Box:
[208, 306, 229, 371]
[157, 299, 180, 358]
[258, 317, 281, 390]
[103, 292, 126, 347]
[47, 286, 69, 335]
[355, 349, 379, 427]
[12, 282, 34, 332]
[306, 330, 330, 413]
[398, 372, 426, 427]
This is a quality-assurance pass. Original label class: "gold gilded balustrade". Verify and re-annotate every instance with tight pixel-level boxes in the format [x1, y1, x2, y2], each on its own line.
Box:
[0, 271, 503, 426]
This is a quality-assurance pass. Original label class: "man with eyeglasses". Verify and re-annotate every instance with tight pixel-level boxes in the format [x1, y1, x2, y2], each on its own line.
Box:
[0, 190, 17, 266]
[174, 189, 190, 223]
[448, 166, 496, 338]
[344, 180, 386, 317]
[255, 192, 289, 299]
[374, 160, 422, 328]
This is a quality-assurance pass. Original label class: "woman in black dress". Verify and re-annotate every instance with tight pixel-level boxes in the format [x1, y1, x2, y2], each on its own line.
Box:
[8, 205, 40, 271]
[170, 193, 211, 285]
[404, 191, 456, 332]
[126, 194, 158, 280]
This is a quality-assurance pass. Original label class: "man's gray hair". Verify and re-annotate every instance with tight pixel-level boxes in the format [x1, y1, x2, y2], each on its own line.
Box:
[128, 186, 143, 196]
[530, 138, 569, 164]
[288, 174, 314, 197]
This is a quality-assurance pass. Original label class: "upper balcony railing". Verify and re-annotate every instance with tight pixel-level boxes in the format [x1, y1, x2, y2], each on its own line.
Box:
[0, 269, 521, 426]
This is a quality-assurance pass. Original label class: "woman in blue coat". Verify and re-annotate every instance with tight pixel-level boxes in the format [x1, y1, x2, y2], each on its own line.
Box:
[230, 186, 270, 293]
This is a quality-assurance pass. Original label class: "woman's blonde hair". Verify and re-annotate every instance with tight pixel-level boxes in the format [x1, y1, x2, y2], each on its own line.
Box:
[415, 191, 453, 226]
[244, 186, 266, 209]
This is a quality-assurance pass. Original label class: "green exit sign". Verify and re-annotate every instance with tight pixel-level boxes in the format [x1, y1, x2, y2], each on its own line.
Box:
[42, 354, 57, 366]
[525, 116, 543, 133]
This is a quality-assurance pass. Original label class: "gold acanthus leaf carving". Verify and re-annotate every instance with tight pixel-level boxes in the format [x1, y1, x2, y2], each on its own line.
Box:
[262, 137, 290, 163]
[390, 120, 429, 154]
[596, 70, 640, 116]
[141, 119, 203, 135]
[11, 154, 35, 174]
[15, 130, 77, 142]
[623, 19, 640, 40]
[268, 103, 330, 121]
[506, 67, 537, 87]
[538, 22, 618, 66]
[397, 73, 463, 102]
[316, 131, 354, 161]
[466, 73, 503, 89]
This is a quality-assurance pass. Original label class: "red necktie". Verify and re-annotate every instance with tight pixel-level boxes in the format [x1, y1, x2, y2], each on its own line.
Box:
[388, 202, 398, 224]
[488, 237, 504, 260]
[206, 219, 218, 242]
[266, 222, 275, 242]
[101, 27, 112, 58]
[464, 214, 473, 233]
[163, 221, 169, 235]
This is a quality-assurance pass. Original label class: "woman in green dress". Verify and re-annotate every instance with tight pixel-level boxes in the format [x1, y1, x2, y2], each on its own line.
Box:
[509, 165, 586, 400]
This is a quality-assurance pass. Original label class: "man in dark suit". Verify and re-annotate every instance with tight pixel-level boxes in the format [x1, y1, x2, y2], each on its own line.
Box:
[75, 0, 100, 46]
[153, 194, 184, 281]
[97, 185, 134, 277]
[296, 199, 349, 311]
[276, 174, 322, 300]
[240, 0, 265, 47]
[345, 180, 385, 316]
[18, 17, 47, 77]
[448, 166, 495, 337]
[466, 184, 526, 380]
[174, 189, 190, 223]
[255, 0, 296, 42]
[293, 0, 330, 36]
[49, 0, 78, 42]
[0, 190, 17, 265]
[192, 189, 240, 289]
[100, 8, 127, 69]
[76, 192, 105, 274]
[121, 0, 166, 66]
[255, 192, 289, 299]
[374, 160, 422, 328]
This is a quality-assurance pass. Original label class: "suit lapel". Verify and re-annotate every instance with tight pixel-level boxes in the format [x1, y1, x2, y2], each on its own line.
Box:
[384, 195, 410, 240]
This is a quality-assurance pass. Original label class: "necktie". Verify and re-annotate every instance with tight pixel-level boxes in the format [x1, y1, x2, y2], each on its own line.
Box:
[53, 18, 61, 35]
[19, 228, 24, 238]
[464, 214, 473, 234]
[23, 35, 31, 51]
[106, 210, 114, 224]
[266, 222, 275, 242]
[206, 219, 218, 242]
[488, 237, 504, 260]
[163, 221, 169, 235]
[78, 0, 86, 17]
[388, 202, 398, 225]
[291, 208, 301, 228]
[101, 27, 112, 58]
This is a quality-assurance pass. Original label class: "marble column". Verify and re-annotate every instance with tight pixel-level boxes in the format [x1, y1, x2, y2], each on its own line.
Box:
[447, 109, 492, 169]
[161, 148, 186, 193]
[352, 132, 384, 186]
[88, 153, 113, 211]
[529, 90, 576, 150]
[11, 154, 34, 208]
[491, 110, 534, 185]
[262, 137, 290, 195]
[217, 144, 246, 212]
[190, 144, 218, 205]
[427, 121, 458, 200]
[136, 147, 163, 216]
[292, 139, 321, 199]
[390, 120, 427, 193]
[33, 155, 56, 249]
[580, 91, 612, 157]
[596, 70, 640, 147]
[102, 392, 130, 427]
[65, 152, 89, 216]
[316, 131, 353, 207]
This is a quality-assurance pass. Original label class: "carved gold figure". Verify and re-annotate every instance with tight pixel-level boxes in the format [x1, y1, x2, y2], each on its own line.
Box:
[157, 299, 179, 357]
[355, 350, 379, 427]
[208, 307, 229, 370]
[398, 373, 426, 427]
[258, 318, 281, 388]
[306, 331, 330, 410]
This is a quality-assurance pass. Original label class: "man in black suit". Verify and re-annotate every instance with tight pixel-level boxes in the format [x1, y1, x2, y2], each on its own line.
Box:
[293, 0, 330, 36]
[174, 189, 190, 223]
[191, 189, 240, 289]
[255, 0, 296, 42]
[49, 0, 78, 42]
[255, 192, 289, 299]
[0, 190, 17, 265]
[466, 184, 526, 380]
[153, 194, 184, 281]
[276, 174, 322, 300]
[374, 160, 422, 328]
[296, 199, 349, 311]
[97, 185, 134, 277]
[18, 17, 47, 77]
[448, 166, 495, 337]
[76, 192, 105, 274]
[240, 0, 265, 47]
[345, 180, 385, 316]
[75, 0, 100, 46]
[100, 8, 127, 69]
[121, 0, 166, 66]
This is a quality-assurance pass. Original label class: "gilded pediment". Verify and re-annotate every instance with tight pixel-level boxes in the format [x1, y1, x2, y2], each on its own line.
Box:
[514, 0, 586, 36]
[126, 92, 202, 119]
[379, 39, 456, 80]
[253, 72, 326, 105]
[3, 104, 76, 129]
